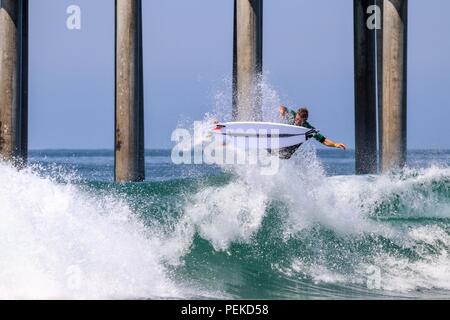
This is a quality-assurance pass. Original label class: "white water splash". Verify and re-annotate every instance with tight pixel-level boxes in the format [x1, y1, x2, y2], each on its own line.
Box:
[0, 163, 183, 299]
[166, 75, 450, 296]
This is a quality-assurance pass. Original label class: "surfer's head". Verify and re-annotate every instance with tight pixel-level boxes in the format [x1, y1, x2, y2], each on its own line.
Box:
[279, 105, 288, 117]
[295, 107, 309, 125]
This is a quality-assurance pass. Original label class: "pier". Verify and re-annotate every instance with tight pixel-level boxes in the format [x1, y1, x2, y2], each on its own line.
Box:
[114, 0, 145, 182]
[0, 0, 28, 166]
[379, 0, 408, 172]
[232, 0, 263, 121]
[354, 0, 378, 174]
[354, 0, 408, 174]
[0, 0, 410, 179]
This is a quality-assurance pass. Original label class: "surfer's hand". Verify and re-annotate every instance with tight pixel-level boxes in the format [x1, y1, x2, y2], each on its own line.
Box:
[335, 143, 346, 150]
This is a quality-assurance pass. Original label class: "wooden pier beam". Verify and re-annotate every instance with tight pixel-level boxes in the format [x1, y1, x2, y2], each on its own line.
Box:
[0, 0, 28, 165]
[115, 0, 145, 182]
[379, 0, 407, 172]
[354, 0, 378, 174]
[232, 0, 263, 121]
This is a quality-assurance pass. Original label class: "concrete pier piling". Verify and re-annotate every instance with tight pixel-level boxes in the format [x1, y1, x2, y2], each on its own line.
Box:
[379, 0, 407, 172]
[232, 0, 263, 121]
[115, 0, 145, 182]
[376, 0, 383, 173]
[0, 0, 28, 165]
[354, 0, 378, 174]
[0, 0, 409, 179]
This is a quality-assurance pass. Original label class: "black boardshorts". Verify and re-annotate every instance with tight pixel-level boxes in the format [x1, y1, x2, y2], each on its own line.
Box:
[267, 143, 302, 160]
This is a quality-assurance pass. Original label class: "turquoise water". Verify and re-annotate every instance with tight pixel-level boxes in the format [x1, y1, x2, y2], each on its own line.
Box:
[0, 148, 449, 299]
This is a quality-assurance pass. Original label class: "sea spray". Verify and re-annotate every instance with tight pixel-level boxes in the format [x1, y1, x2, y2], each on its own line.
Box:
[167, 146, 450, 297]
[162, 76, 450, 298]
[3, 72, 449, 298]
[2, 150, 450, 298]
[0, 162, 181, 299]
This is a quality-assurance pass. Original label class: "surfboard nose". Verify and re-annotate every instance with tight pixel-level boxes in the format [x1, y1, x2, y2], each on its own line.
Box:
[212, 124, 226, 131]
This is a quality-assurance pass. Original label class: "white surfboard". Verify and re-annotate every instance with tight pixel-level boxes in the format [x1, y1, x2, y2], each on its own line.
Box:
[209, 122, 316, 150]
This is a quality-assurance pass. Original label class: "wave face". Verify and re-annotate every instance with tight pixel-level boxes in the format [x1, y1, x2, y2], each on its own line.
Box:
[0, 163, 187, 299]
[161, 150, 450, 299]
[1, 148, 450, 299]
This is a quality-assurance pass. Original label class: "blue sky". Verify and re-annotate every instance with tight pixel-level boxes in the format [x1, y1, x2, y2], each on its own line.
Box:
[29, 0, 450, 149]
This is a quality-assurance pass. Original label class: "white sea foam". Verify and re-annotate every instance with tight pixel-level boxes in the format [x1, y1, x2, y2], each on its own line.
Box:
[1, 153, 449, 298]
[0, 163, 183, 299]
[166, 76, 450, 296]
[173, 144, 450, 294]
[2, 75, 450, 298]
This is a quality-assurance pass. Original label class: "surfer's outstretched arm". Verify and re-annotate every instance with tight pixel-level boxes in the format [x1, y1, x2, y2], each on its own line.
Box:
[322, 138, 346, 150]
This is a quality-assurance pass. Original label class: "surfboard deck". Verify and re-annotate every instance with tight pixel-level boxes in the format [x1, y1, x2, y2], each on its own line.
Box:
[210, 122, 314, 150]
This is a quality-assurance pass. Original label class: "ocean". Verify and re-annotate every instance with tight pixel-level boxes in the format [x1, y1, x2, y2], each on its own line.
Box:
[0, 148, 449, 299]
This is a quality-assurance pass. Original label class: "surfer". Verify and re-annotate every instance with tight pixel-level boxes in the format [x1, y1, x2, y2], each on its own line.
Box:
[277, 107, 347, 159]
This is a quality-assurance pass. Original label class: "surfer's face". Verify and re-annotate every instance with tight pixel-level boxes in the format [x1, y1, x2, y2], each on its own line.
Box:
[279, 107, 287, 117]
[295, 113, 302, 125]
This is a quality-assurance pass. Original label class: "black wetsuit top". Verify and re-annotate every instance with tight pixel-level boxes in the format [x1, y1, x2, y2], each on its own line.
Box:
[278, 111, 326, 159]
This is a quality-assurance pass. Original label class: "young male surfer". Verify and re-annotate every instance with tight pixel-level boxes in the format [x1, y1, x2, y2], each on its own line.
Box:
[277, 107, 346, 159]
